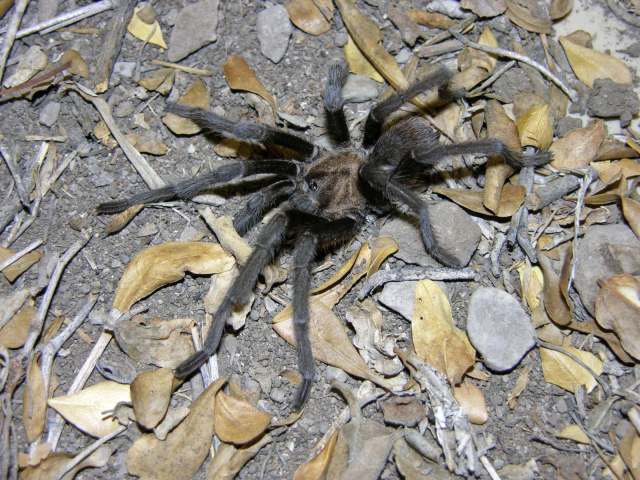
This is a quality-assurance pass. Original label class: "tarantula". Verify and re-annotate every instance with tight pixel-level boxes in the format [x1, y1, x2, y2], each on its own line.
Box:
[97, 64, 550, 411]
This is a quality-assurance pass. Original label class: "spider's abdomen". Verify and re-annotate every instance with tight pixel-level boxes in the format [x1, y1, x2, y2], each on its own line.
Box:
[304, 150, 366, 219]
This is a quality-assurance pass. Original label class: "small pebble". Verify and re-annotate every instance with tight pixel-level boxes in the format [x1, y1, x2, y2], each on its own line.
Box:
[270, 386, 287, 403]
[395, 48, 412, 64]
[137, 222, 158, 237]
[168, 0, 219, 62]
[256, 4, 292, 64]
[342, 74, 379, 103]
[39, 101, 61, 127]
[378, 281, 416, 321]
[334, 31, 348, 47]
[113, 61, 136, 78]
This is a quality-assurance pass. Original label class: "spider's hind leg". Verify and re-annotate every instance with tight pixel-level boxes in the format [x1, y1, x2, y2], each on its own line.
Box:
[323, 62, 350, 146]
[233, 179, 295, 236]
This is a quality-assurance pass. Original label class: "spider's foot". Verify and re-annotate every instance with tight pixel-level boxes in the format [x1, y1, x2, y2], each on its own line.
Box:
[430, 246, 464, 268]
[175, 350, 210, 379]
[96, 199, 134, 215]
[292, 378, 313, 412]
[506, 148, 553, 168]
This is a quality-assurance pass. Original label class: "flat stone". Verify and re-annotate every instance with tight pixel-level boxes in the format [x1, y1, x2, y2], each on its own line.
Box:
[256, 4, 291, 64]
[113, 61, 136, 78]
[380, 217, 437, 267]
[39, 101, 60, 127]
[167, 0, 219, 62]
[467, 287, 536, 372]
[574, 224, 640, 315]
[378, 281, 416, 321]
[587, 78, 640, 128]
[342, 74, 379, 103]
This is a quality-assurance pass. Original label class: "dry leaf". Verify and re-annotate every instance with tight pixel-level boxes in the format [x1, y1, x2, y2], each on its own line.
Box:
[112, 242, 233, 313]
[619, 429, 640, 479]
[126, 132, 168, 156]
[407, 9, 455, 28]
[115, 317, 195, 368]
[0, 0, 13, 18]
[539, 346, 603, 393]
[344, 36, 384, 83]
[453, 381, 488, 424]
[21, 446, 114, 480]
[434, 183, 525, 218]
[131, 368, 175, 429]
[505, 0, 552, 33]
[206, 435, 273, 480]
[127, 5, 167, 48]
[294, 430, 338, 480]
[595, 274, 640, 361]
[559, 36, 632, 87]
[127, 378, 225, 480]
[550, 120, 606, 170]
[622, 196, 640, 239]
[516, 103, 553, 149]
[105, 204, 144, 235]
[23, 353, 46, 442]
[94, 120, 117, 149]
[507, 363, 532, 408]
[3, 46, 47, 88]
[223, 55, 277, 115]
[153, 405, 190, 440]
[162, 79, 210, 135]
[0, 246, 41, 282]
[139, 68, 175, 95]
[550, 0, 573, 18]
[286, 0, 331, 35]
[557, 424, 590, 444]
[48, 381, 131, 437]
[60, 49, 89, 78]
[515, 260, 544, 311]
[0, 301, 34, 348]
[214, 391, 271, 444]
[412, 280, 475, 384]
[461, 0, 506, 17]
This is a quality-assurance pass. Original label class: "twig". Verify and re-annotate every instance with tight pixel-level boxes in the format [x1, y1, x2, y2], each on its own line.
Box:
[0, 1, 113, 39]
[480, 456, 502, 480]
[0, 145, 30, 209]
[468, 60, 516, 97]
[151, 59, 213, 76]
[490, 232, 506, 277]
[567, 169, 595, 292]
[22, 232, 91, 355]
[527, 174, 580, 211]
[0, 0, 30, 84]
[358, 265, 476, 299]
[53, 425, 126, 480]
[448, 29, 576, 102]
[0, 239, 42, 272]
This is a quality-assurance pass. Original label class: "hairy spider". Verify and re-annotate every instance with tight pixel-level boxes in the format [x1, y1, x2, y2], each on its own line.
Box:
[97, 64, 550, 411]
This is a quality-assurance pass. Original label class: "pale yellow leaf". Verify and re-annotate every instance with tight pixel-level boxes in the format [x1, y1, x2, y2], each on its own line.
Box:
[294, 430, 338, 480]
[48, 381, 131, 437]
[127, 5, 167, 48]
[214, 391, 271, 445]
[515, 261, 544, 311]
[286, 0, 331, 35]
[507, 363, 532, 408]
[550, 120, 606, 170]
[560, 36, 632, 87]
[131, 368, 175, 429]
[557, 424, 590, 444]
[344, 36, 384, 83]
[539, 346, 603, 393]
[515, 103, 553, 149]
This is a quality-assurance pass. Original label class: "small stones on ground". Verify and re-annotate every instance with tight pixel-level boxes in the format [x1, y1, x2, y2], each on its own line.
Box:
[381, 396, 425, 427]
[467, 287, 536, 372]
[137, 223, 158, 237]
[342, 74, 380, 103]
[378, 280, 417, 321]
[325, 365, 348, 383]
[555, 116, 582, 137]
[167, 0, 219, 62]
[113, 61, 136, 78]
[270, 386, 287, 403]
[256, 4, 292, 64]
[429, 201, 482, 267]
[587, 78, 640, 128]
[381, 217, 439, 267]
[39, 101, 61, 127]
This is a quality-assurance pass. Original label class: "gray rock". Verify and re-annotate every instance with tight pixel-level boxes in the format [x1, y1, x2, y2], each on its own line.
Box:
[342, 74, 379, 103]
[167, 0, 219, 62]
[587, 78, 640, 128]
[39, 101, 60, 127]
[380, 217, 438, 267]
[378, 281, 417, 321]
[574, 224, 640, 315]
[113, 61, 136, 78]
[555, 116, 582, 137]
[395, 48, 412, 64]
[334, 31, 348, 47]
[137, 222, 158, 237]
[270, 386, 287, 403]
[467, 287, 536, 372]
[256, 5, 291, 64]
[114, 100, 135, 118]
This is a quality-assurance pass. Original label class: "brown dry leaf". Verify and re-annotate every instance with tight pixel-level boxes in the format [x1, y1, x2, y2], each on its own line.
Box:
[538, 249, 572, 325]
[559, 36, 633, 87]
[48, 381, 131, 437]
[223, 55, 277, 115]
[505, 0, 552, 33]
[407, 9, 455, 28]
[131, 368, 174, 429]
[60, 49, 89, 78]
[622, 196, 640, 239]
[461, 0, 506, 17]
[336, 0, 408, 91]
[515, 261, 544, 311]
[516, 103, 553, 149]
[138, 68, 175, 95]
[23, 353, 46, 442]
[507, 363, 533, 408]
[127, 378, 225, 480]
[293, 430, 338, 480]
[94, 120, 117, 149]
[483, 100, 518, 213]
[112, 242, 233, 313]
[0, 0, 13, 18]
[344, 36, 384, 83]
[286, 0, 331, 35]
[105, 204, 144, 235]
[214, 391, 271, 444]
[434, 183, 525, 218]
[550, 0, 573, 18]
[412, 280, 475, 385]
[539, 345, 603, 393]
[619, 428, 640, 479]
[126, 132, 168, 156]
[21, 446, 114, 480]
[127, 5, 167, 48]
[595, 274, 640, 361]
[0, 301, 34, 348]
[557, 424, 590, 444]
[0, 246, 41, 282]
[114, 316, 195, 368]
[162, 79, 210, 135]
[550, 120, 606, 170]
[453, 381, 488, 424]
[206, 435, 273, 480]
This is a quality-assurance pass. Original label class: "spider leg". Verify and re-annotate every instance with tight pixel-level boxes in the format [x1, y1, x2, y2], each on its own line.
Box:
[233, 179, 296, 236]
[362, 66, 452, 148]
[368, 116, 439, 168]
[323, 62, 350, 146]
[175, 212, 289, 379]
[96, 159, 299, 214]
[413, 138, 552, 169]
[167, 104, 317, 159]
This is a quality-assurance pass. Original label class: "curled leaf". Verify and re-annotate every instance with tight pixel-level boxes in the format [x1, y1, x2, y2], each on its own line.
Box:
[434, 184, 525, 218]
[516, 103, 553, 149]
[206, 435, 273, 480]
[286, 0, 331, 35]
[559, 36, 632, 87]
[105, 204, 144, 235]
[622, 196, 640, 239]
[131, 368, 175, 429]
[549, 120, 605, 170]
[293, 431, 338, 480]
[223, 55, 277, 115]
[453, 381, 488, 424]
[214, 391, 271, 444]
[505, 0, 552, 33]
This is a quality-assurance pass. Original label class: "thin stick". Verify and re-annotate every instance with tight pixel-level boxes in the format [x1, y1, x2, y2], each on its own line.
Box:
[0, 239, 42, 272]
[567, 169, 595, 292]
[0, 0, 30, 84]
[0, 145, 30, 209]
[448, 29, 576, 102]
[151, 59, 213, 76]
[480, 456, 502, 480]
[53, 425, 126, 480]
[468, 60, 516, 97]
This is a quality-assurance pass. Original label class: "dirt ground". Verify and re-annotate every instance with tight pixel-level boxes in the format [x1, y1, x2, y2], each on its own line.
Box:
[1, 0, 640, 479]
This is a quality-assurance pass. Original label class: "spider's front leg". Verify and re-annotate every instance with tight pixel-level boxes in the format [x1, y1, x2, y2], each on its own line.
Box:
[323, 62, 350, 146]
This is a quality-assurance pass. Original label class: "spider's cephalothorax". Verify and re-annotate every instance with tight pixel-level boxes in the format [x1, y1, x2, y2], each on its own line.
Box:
[97, 63, 550, 410]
